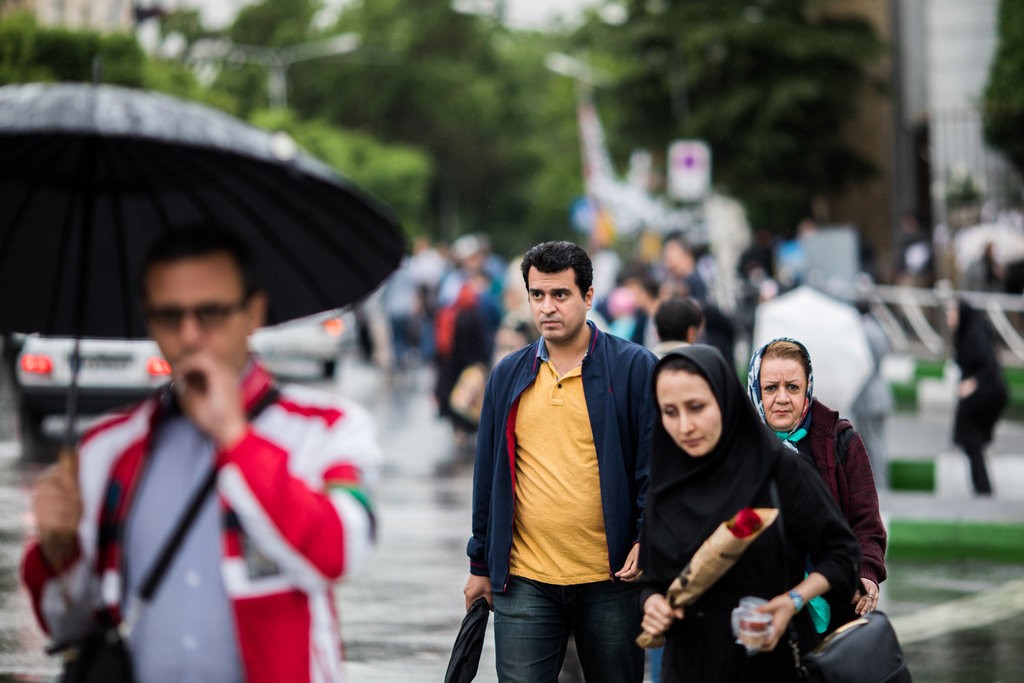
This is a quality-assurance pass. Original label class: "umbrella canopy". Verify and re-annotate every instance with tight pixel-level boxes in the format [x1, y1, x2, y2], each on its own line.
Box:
[444, 597, 490, 683]
[953, 222, 1024, 272]
[0, 82, 405, 338]
[752, 285, 872, 415]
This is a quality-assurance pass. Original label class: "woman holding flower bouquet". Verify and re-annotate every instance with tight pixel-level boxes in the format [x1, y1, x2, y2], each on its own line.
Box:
[639, 346, 860, 682]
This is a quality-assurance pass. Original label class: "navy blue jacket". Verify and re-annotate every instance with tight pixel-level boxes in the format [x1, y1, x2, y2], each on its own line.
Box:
[468, 322, 656, 592]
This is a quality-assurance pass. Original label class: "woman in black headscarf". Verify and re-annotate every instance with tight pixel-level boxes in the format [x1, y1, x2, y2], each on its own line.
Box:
[947, 299, 1008, 495]
[639, 346, 860, 682]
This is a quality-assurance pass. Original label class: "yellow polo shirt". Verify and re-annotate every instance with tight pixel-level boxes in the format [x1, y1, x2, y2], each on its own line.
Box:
[509, 359, 609, 584]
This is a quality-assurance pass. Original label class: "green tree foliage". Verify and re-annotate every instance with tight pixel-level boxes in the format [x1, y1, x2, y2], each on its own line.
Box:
[251, 109, 433, 237]
[0, 12, 145, 86]
[291, 0, 580, 251]
[982, 0, 1024, 177]
[209, 0, 322, 116]
[574, 0, 883, 232]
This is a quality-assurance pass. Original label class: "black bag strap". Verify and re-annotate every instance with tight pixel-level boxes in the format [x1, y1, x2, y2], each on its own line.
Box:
[834, 420, 855, 467]
[137, 386, 279, 601]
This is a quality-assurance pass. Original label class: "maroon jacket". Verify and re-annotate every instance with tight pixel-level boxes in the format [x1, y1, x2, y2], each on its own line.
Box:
[804, 399, 887, 586]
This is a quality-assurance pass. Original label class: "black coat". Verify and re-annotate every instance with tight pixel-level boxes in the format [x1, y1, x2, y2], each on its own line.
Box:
[641, 347, 859, 683]
[952, 301, 1008, 448]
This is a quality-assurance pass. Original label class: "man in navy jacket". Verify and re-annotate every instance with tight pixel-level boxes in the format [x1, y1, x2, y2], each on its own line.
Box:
[464, 241, 655, 682]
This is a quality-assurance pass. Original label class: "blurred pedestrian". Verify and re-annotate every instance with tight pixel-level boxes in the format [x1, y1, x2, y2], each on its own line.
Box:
[382, 255, 420, 370]
[963, 242, 1005, 292]
[658, 231, 708, 303]
[408, 236, 447, 362]
[639, 346, 860, 682]
[891, 211, 934, 287]
[464, 241, 654, 683]
[22, 226, 380, 683]
[947, 299, 1008, 496]
[651, 296, 704, 358]
[434, 279, 491, 451]
[747, 338, 886, 631]
[620, 262, 661, 347]
[850, 298, 895, 489]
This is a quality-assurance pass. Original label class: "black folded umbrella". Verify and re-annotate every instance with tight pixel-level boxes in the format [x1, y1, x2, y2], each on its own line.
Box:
[444, 597, 491, 683]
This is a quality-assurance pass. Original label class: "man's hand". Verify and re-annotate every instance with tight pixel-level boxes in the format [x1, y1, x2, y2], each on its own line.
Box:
[641, 593, 683, 637]
[173, 351, 248, 448]
[854, 577, 879, 614]
[33, 449, 82, 572]
[464, 574, 493, 611]
[614, 542, 643, 582]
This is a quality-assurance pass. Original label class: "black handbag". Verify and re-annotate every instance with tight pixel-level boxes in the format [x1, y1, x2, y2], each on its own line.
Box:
[768, 481, 912, 683]
[55, 620, 135, 683]
[798, 610, 911, 683]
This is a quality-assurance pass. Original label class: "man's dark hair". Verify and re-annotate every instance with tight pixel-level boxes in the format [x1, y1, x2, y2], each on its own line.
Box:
[520, 241, 593, 295]
[619, 261, 661, 301]
[661, 230, 691, 252]
[654, 296, 704, 342]
[140, 225, 257, 300]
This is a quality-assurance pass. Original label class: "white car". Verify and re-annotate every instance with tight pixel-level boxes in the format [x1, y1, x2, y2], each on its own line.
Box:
[7, 311, 355, 456]
[9, 334, 170, 455]
[250, 310, 356, 379]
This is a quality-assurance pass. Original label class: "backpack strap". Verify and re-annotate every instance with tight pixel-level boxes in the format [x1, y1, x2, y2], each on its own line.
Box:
[834, 419, 855, 467]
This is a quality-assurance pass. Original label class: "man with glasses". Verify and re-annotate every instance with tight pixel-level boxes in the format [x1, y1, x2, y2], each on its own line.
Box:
[22, 226, 380, 683]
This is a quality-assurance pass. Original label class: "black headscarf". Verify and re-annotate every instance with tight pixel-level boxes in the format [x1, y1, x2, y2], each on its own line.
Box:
[643, 345, 788, 588]
[953, 299, 998, 374]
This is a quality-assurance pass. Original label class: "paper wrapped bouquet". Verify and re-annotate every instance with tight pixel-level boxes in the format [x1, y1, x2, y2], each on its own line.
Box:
[637, 507, 779, 648]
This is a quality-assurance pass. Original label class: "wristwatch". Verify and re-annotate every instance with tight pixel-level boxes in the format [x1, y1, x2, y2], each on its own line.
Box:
[788, 590, 805, 613]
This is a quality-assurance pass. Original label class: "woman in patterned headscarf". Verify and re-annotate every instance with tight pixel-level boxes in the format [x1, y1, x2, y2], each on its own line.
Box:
[747, 338, 886, 632]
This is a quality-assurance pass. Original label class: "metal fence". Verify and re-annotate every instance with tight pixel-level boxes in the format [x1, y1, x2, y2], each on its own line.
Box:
[826, 279, 1024, 366]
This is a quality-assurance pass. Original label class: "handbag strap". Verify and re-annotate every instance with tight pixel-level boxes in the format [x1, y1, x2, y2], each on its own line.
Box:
[769, 479, 811, 679]
[137, 386, 280, 601]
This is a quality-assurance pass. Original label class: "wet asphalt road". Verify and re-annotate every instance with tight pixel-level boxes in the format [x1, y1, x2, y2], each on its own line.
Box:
[0, 355, 1022, 682]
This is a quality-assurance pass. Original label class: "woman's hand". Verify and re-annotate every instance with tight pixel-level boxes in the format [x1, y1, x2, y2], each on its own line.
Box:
[958, 377, 978, 398]
[642, 593, 684, 637]
[854, 578, 879, 615]
[756, 594, 798, 652]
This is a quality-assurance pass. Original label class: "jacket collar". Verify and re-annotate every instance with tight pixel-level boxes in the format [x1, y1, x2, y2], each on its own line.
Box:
[535, 320, 600, 363]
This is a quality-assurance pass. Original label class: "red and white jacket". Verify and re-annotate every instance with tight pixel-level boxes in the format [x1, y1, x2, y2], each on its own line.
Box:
[21, 361, 379, 683]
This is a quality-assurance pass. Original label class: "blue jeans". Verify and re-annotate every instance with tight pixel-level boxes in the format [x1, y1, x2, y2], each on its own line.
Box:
[492, 576, 643, 683]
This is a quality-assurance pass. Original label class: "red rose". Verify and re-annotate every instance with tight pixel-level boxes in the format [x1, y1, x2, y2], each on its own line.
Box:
[727, 507, 763, 539]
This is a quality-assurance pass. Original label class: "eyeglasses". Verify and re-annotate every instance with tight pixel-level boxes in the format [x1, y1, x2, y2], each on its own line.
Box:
[144, 298, 249, 331]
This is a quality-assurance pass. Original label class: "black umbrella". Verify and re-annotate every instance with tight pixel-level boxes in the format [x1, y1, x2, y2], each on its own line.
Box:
[444, 597, 491, 683]
[0, 82, 405, 449]
[0, 82, 405, 339]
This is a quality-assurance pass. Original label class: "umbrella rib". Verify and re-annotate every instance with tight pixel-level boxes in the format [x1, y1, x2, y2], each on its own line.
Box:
[0, 137, 72, 291]
[47, 140, 89, 336]
[95, 137, 141, 338]
[112, 140, 312, 291]
[272, 163, 404, 272]
[150, 146, 353, 310]
[222, 155, 404, 294]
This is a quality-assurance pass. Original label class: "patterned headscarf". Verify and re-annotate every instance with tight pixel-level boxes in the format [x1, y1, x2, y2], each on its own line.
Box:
[747, 337, 814, 443]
